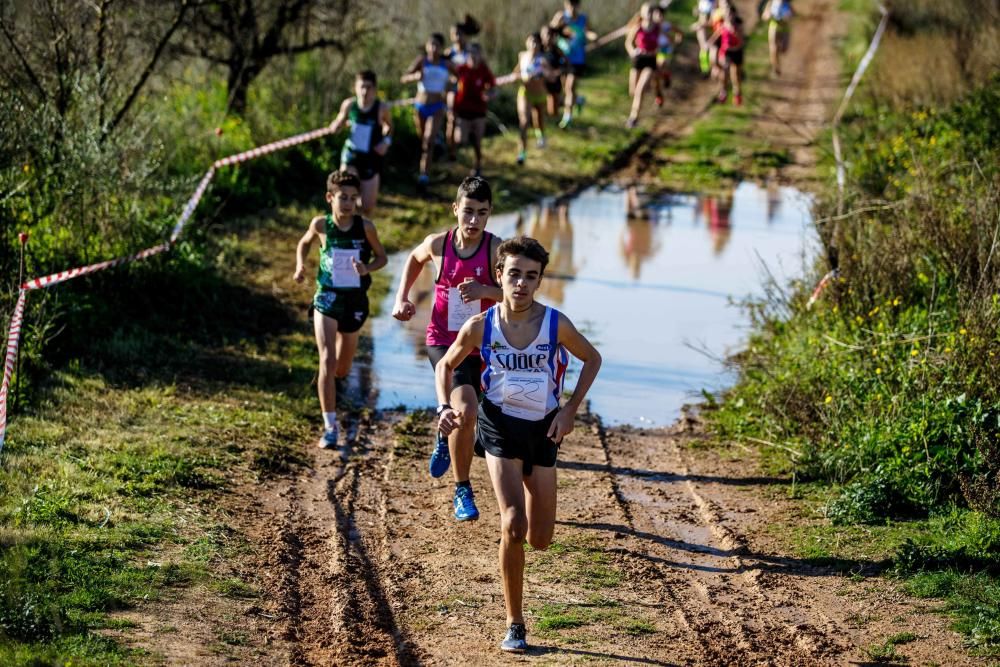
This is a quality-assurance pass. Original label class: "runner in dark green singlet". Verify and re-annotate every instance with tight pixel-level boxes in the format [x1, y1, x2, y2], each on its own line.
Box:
[294, 171, 388, 449]
[329, 71, 393, 217]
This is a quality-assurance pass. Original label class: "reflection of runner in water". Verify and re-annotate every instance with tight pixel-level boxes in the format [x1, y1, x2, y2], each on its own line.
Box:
[623, 185, 658, 279]
[701, 191, 734, 255]
[392, 177, 501, 521]
[762, 0, 793, 77]
[526, 202, 576, 304]
[435, 237, 601, 653]
[766, 178, 782, 224]
[293, 171, 388, 449]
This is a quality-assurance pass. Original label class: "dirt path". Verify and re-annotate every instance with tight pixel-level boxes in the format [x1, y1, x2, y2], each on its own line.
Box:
[121, 1, 986, 664]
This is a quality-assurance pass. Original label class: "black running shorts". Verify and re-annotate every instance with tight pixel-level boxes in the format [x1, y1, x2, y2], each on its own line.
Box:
[427, 345, 483, 392]
[313, 288, 370, 333]
[476, 399, 559, 475]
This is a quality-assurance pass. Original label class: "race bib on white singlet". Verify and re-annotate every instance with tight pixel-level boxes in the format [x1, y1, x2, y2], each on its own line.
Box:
[447, 287, 480, 331]
[350, 122, 373, 152]
[501, 371, 548, 421]
[331, 249, 361, 288]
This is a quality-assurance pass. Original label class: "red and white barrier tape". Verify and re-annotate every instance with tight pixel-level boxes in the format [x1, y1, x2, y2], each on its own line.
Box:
[0, 290, 26, 452]
[806, 270, 838, 309]
[1, 20, 636, 454]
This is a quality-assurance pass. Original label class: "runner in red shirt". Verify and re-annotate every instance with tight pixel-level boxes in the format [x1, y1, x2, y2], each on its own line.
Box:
[453, 43, 496, 176]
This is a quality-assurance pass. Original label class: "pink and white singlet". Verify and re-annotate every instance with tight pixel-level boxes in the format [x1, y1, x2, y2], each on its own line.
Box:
[426, 229, 498, 349]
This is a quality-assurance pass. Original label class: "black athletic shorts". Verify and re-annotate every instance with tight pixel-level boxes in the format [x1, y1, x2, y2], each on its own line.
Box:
[427, 345, 482, 392]
[340, 147, 382, 181]
[476, 399, 559, 476]
[568, 63, 587, 77]
[725, 48, 745, 67]
[545, 79, 562, 95]
[313, 288, 370, 334]
[632, 54, 657, 71]
[455, 109, 486, 121]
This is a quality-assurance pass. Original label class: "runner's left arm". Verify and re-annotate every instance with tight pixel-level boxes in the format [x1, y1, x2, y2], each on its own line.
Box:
[436, 316, 486, 435]
[374, 103, 394, 156]
[355, 219, 388, 276]
[547, 312, 602, 443]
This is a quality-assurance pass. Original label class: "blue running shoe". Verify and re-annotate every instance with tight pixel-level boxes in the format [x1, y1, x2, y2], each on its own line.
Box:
[453, 485, 479, 521]
[500, 623, 527, 652]
[317, 427, 338, 449]
[429, 431, 451, 478]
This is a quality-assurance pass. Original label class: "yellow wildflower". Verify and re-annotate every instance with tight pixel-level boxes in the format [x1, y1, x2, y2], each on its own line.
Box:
[959, 327, 967, 335]
[876, 367, 882, 374]
[824, 395, 833, 404]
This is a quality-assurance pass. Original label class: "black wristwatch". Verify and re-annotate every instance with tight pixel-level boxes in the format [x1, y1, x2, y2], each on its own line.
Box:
[436, 403, 452, 416]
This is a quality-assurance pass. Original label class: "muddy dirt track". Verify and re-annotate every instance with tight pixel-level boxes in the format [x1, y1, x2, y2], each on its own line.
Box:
[134, 1, 987, 664]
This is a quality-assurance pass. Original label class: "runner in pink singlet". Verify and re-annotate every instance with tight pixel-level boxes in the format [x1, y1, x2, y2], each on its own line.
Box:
[392, 176, 502, 522]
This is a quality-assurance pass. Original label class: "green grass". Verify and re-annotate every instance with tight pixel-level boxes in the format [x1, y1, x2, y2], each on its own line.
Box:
[656, 9, 790, 190]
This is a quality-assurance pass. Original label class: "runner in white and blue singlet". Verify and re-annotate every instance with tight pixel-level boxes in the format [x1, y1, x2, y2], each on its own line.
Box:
[435, 236, 601, 654]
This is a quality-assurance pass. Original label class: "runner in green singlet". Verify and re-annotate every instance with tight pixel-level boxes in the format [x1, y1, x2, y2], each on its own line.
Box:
[294, 171, 388, 449]
[328, 71, 393, 217]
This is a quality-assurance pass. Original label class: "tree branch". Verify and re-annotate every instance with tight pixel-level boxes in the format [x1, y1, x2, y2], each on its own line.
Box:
[0, 16, 48, 102]
[104, 0, 190, 138]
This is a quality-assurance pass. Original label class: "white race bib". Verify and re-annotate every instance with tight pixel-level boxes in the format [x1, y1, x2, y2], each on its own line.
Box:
[331, 248, 361, 288]
[350, 122, 373, 152]
[501, 371, 548, 420]
[447, 287, 480, 331]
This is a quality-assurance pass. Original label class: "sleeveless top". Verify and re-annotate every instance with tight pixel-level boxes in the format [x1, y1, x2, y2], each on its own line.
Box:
[480, 305, 569, 421]
[769, 0, 792, 21]
[558, 12, 588, 65]
[316, 214, 372, 292]
[658, 22, 675, 55]
[519, 52, 545, 82]
[426, 229, 498, 349]
[635, 24, 660, 54]
[344, 99, 382, 154]
[445, 46, 469, 67]
[418, 58, 450, 95]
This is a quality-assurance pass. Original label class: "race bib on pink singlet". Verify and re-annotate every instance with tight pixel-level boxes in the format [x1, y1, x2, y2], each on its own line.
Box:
[447, 287, 480, 331]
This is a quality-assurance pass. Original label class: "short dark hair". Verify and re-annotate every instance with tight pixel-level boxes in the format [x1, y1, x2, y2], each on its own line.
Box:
[496, 236, 549, 275]
[456, 176, 492, 205]
[357, 70, 377, 85]
[327, 169, 361, 193]
[430, 32, 445, 46]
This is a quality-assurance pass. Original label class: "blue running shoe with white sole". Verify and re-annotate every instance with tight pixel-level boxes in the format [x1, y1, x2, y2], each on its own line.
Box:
[453, 485, 479, 521]
[501, 624, 527, 652]
[429, 431, 451, 478]
[317, 427, 338, 449]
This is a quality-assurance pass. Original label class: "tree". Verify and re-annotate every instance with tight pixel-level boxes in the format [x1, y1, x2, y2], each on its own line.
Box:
[0, 0, 190, 143]
[174, 0, 367, 115]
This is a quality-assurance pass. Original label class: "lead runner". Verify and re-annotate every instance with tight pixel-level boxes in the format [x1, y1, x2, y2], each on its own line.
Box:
[435, 236, 602, 652]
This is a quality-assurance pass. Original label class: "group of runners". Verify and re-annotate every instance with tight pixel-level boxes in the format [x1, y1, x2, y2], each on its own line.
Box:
[295, 172, 601, 653]
[292, 0, 796, 654]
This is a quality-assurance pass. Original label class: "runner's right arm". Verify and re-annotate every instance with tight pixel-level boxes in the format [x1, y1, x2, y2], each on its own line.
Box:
[328, 97, 353, 132]
[401, 56, 424, 84]
[293, 216, 324, 283]
[391, 232, 443, 320]
[435, 314, 486, 435]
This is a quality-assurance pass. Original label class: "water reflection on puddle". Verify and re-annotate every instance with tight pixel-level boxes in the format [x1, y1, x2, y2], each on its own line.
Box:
[368, 182, 816, 426]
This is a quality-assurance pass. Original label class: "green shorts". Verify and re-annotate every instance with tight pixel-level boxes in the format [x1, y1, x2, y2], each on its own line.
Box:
[518, 86, 547, 108]
[313, 288, 369, 333]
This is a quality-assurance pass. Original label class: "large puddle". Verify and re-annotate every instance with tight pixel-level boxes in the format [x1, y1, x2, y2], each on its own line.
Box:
[367, 182, 816, 426]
